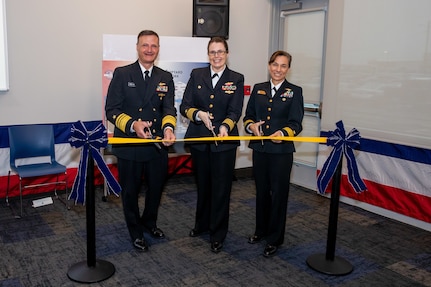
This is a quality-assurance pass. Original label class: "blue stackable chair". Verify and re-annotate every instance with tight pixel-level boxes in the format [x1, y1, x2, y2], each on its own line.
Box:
[6, 124, 68, 218]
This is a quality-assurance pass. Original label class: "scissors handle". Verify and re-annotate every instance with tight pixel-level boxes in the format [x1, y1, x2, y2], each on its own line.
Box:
[147, 121, 162, 150]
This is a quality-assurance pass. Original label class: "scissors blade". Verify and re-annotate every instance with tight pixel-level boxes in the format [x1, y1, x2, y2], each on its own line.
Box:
[152, 136, 162, 150]
[207, 112, 218, 146]
[259, 124, 264, 146]
[210, 128, 218, 146]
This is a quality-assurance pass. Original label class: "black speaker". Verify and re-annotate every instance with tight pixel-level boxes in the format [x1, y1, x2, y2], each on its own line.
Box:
[193, 0, 229, 39]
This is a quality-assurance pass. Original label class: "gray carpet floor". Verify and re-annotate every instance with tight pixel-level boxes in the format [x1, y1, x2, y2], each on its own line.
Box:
[1, 168, 430, 286]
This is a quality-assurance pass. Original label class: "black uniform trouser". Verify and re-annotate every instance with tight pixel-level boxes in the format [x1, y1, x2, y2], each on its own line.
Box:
[117, 152, 168, 241]
[190, 146, 237, 243]
[252, 151, 293, 246]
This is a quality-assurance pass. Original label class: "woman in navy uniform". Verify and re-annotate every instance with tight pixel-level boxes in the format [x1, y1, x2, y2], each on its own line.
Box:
[180, 37, 244, 253]
[105, 30, 176, 252]
[243, 50, 304, 257]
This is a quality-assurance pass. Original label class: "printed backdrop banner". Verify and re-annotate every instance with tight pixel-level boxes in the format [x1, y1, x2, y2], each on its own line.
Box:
[0, 36, 209, 199]
[102, 35, 210, 152]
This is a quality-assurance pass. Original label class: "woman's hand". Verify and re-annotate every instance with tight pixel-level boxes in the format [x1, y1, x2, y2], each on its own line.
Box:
[218, 125, 228, 137]
[249, 120, 265, 136]
[269, 130, 284, 143]
[197, 111, 214, 131]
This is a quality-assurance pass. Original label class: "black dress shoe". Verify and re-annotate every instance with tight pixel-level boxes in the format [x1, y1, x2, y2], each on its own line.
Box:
[189, 228, 207, 237]
[248, 234, 263, 244]
[263, 244, 278, 257]
[133, 238, 149, 252]
[150, 227, 165, 239]
[210, 241, 223, 253]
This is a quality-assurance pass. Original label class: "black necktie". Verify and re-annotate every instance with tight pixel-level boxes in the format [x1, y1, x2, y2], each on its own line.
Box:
[212, 73, 219, 88]
[144, 70, 150, 82]
[272, 87, 277, 97]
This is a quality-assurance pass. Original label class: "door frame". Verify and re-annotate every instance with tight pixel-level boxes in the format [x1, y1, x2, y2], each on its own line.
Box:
[270, 0, 329, 190]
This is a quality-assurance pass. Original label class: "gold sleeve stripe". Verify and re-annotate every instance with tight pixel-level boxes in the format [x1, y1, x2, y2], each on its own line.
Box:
[222, 118, 235, 131]
[115, 113, 132, 133]
[283, 127, 295, 137]
[162, 115, 177, 128]
[243, 119, 255, 128]
[185, 108, 199, 121]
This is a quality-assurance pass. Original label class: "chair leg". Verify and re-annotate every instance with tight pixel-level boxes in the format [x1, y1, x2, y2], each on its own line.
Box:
[6, 170, 10, 206]
[18, 178, 23, 219]
[102, 178, 109, 202]
[7, 172, 69, 217]
[53, 172, 70, 210]
[65, 172, 70, 210]
[6, 171, 21, 219]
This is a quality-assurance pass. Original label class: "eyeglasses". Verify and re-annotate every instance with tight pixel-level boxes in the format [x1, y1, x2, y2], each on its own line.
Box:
[208, 50, 227, 56]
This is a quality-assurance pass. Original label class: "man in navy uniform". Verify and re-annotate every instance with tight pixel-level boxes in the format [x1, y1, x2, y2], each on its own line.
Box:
[105, 30, 176, 252]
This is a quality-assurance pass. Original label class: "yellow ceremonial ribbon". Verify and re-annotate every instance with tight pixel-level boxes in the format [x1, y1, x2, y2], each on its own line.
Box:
[108, 136, 327, 144]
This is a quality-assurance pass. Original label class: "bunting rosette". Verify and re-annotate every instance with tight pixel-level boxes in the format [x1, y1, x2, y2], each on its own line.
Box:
[317, 121, 367, 195]
[68, 121, 121, 204]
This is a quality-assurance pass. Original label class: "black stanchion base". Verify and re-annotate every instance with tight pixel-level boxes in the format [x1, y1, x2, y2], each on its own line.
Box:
[67, 260, 115, 283]
[306, 253, 353, 276]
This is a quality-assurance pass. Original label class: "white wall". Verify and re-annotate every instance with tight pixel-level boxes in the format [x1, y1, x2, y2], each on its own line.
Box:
[0, 0, 272, 168]
[0, 0, 8, 91]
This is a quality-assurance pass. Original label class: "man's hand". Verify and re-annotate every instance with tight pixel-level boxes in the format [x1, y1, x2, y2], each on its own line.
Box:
[133, 121, 152, 139]
[162, 128, 176, 146]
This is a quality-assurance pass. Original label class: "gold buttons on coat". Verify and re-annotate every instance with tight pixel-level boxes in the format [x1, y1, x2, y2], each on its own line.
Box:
[210, 95, 215, 99]
[138, 108, 142, 112]
[209, 104, 213, 108]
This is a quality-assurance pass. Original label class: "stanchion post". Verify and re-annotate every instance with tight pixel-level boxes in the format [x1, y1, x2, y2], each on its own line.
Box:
[326, 157, 342, 261]
[67, 147, 115, 283]
[86, 152, 96, 266]
[306, 157, 353, 275]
